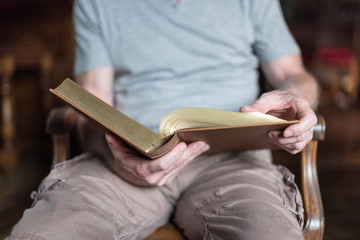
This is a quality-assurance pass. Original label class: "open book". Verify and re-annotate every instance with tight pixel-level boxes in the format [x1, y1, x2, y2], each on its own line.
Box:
[50, 78, 298, 159]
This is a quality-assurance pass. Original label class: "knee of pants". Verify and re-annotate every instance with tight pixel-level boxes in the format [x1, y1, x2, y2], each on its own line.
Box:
[8, 154, 174, 240]
[174, 193, 304, 240]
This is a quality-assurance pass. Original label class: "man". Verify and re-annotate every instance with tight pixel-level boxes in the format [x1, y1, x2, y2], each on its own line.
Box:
[9, 0, 318, 239]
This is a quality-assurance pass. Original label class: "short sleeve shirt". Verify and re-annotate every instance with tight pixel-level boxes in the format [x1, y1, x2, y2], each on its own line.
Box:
[73, 0, 300, 132]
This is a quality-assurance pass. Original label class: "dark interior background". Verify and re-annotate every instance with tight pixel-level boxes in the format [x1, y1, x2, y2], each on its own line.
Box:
[1, 0, 360, 239]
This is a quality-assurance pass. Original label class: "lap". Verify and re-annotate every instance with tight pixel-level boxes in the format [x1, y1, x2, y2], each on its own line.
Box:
[8, 151, 304, 240]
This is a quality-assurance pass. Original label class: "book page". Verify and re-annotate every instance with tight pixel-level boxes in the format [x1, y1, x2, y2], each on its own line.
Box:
[159, 107, 289, 138]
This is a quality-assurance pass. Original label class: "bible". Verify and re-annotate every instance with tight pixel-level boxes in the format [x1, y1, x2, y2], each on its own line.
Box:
[50, 78, 298, 159]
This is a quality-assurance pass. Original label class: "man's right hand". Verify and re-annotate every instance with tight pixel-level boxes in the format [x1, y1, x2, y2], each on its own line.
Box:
[105, 132, 209, 186]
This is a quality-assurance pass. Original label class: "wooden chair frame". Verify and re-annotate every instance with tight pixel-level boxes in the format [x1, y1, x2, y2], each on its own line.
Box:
[46, 106, 325, 240]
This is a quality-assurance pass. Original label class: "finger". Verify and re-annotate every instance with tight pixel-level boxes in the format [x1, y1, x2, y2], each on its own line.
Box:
[270, 141, 306, 154]
[146, 142, 187, 173]
[269, 131, 313, 154]
[239, 105, 259, 113]
[158, 142, 210, 185]
[156, 141, 209, 182]
[157, 164, 185, 186]
[240, 93, 288, 114]
[283, 108, 316, 137]
[141, 147, 190, 186]
[154, 141, 208, 173]
[180, 141, 210, 162]
[105, 131, 122, 145]
[105, 131, 135, 154]
[282, 141, 309, 154]
[268, 130, 311, 145]
[160, 165, 186, 186]
[129, 142, 188, 184]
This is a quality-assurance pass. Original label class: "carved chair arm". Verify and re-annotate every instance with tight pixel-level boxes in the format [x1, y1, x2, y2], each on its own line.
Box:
[301, 114, 325, 240]
[46, 106, 77, 167]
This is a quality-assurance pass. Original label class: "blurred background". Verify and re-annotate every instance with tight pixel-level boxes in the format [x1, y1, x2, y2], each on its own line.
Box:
[0, 0, 359, 239]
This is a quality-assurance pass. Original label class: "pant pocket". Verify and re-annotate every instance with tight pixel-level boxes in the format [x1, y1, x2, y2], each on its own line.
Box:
[30, 153, 92, 205]
[276, 165, 304, 229]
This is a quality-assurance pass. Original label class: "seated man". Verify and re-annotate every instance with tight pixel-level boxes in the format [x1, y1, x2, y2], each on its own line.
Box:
[8, 0, 319, 239]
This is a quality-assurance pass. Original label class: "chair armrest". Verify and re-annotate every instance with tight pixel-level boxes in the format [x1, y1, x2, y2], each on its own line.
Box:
[46, 105, 77, 134]
[46, 106, 77, 167]
[301, 114, 325, 240]
[312, 114, 326, 141]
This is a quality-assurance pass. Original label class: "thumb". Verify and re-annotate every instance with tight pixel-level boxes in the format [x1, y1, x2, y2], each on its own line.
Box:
[239, 105, 260, 113]
[105, 131, 128, 149]
[240, 93, 284, 114]
[240, 100, 270, 114]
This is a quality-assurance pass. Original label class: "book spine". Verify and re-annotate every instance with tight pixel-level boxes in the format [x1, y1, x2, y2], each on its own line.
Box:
[146, 133, 180, 159]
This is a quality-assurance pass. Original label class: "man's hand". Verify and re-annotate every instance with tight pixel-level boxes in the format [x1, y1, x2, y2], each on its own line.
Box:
[240, 90, 317, 154]
[105, 132, 209, 186]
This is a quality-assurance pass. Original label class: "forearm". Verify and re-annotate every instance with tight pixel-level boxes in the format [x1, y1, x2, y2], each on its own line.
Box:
[76, 66, 114, 105]
[261, 54, 320, 110]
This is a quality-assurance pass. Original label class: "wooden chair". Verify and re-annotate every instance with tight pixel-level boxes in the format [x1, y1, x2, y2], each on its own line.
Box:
[46, 106, 326, 240]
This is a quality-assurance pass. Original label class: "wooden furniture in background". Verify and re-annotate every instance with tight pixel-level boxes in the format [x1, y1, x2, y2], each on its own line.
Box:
[0, 0, 74, 172]
[0, 55, 17, 172]
[0, 44, 54, 172]
[313, 47, 359, 108]
[46, 106, 326, 240]
[285, 0, 360, 107]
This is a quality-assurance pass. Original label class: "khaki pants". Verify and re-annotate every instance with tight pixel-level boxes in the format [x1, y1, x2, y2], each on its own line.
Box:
[8, 150, 304, 240]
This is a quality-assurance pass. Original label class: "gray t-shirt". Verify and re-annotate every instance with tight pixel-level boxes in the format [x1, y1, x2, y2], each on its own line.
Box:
[73, 0, 299, 132]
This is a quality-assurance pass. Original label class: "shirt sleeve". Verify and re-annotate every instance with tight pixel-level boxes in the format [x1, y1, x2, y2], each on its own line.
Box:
[73, 0, 112, 76]
[251, 0, 300, 63]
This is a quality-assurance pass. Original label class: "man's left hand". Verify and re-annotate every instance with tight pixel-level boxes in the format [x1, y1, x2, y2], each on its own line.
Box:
[240, 90, 317, 154]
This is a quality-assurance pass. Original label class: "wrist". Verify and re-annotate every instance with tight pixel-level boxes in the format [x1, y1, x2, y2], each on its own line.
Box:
[278, 73, 320, 110]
